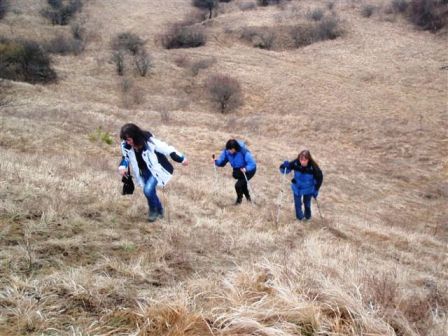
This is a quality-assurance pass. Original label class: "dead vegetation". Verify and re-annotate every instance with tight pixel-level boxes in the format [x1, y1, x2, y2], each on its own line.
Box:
[0, 0, 446, 335]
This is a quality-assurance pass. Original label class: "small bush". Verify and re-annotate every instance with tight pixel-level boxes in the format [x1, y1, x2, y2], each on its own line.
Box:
[134, 49, 152, 77]
[257, 0, 281, 6]
[361, 4, 376, 17]
[290, 17, 342, 48]
[46, 34, 84, 55]
[41, 0, 83, 25]
[306, 8, 325, 21]
[391, 0, 409, 13]
[0, 80, 11, 106]
[327, 1, 335, 10]
[206, 74, 242, 113]
[241, 27, 275, 49]
[239, 1, 257, 10]
[190, 57, 216, 76]
[409, 0, 447, 32]
[192, 0, 218, 19]
[315, 16, 343, 40]
[89, 127, 113, 145]
[0, 38, 57, 84]
[0, 0, 8, 20]
[112, 51, 125, 76]
[112, 32, 144, 55]
[161, 23, 206, 49]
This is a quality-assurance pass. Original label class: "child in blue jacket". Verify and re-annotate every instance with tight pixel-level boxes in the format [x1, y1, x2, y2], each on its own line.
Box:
[214, 139, 257, 204]
[279, 150, 323, 220]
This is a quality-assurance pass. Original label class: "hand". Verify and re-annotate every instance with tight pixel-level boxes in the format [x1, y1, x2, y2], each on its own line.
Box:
[280, 160, 289, 170]
[240, 167, 246, 173]
[118, 166, 127, 177]
[182, 158, 189, 166]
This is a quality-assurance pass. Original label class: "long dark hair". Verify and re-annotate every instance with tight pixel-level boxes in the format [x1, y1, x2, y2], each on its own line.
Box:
[225, 139, 241, 151]
[120, 123, 152, 147]
[297, 150, 320, 170]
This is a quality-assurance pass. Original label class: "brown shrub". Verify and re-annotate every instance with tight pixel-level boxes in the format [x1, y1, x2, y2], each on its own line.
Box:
[206, 74, 242, 113]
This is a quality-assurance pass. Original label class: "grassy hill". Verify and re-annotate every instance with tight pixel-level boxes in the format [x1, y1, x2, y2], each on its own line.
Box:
[0, 0, 447, 335]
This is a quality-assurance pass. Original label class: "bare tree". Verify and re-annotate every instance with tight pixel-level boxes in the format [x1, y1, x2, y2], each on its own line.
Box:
[112, 51, 125, 76]
[206, 74, 242, 113]
[134, 49, 152, 77]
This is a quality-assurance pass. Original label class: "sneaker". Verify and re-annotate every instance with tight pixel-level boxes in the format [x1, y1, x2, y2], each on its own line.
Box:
[148, 210, 159, 222]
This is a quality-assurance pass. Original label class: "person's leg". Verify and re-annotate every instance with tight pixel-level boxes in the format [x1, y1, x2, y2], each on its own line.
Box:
[293, 193, 304, 220]
[143, 173, 162, 221]
[232, 169, 244, 204]
[303, 194, 312, 220]
[242, 169, 255, 201]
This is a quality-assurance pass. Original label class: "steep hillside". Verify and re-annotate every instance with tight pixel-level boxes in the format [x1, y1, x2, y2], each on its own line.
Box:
[0, 0, 447, 335]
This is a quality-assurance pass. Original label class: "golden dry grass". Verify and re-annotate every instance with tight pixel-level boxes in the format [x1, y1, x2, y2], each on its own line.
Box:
[0, 0, 447, 335]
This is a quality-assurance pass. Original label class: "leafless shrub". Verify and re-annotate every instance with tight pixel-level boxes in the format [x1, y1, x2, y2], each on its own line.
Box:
[241, 27, 275, 49]
[134, 49, 152, 77]
[0, 0, 8, 19]
[192, 0, 218, 19]
[290, 24, 317, 47]
[0, 80, 11, 106]
[361, 4, 376, 17]
[239, 1, 257, 10]
[206, 74, 242, 113]
[306, 8, 325, 21]
[160, 23, 206, 49]
[190, 57, 216, 76]
[315, 16, 343, 40]
[112, 32, 144, 55]
[46, 34, 84, 55]
[391, 0, 409, 13]
[41, 0, 83, 25]
[112, 50, 125, 76]
[257, 0, 281, 6]
[327, 1, 335, 10]
[0, 38, 57, 83]
[409, 0, 447, 32]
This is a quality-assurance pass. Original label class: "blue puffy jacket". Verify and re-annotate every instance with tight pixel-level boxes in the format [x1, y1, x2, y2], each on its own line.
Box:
[215, 141, 256, 172]
[280, 160, 323, 197]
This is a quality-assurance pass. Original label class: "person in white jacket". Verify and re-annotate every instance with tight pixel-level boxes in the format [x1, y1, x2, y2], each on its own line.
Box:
[118, 123, 188, 222]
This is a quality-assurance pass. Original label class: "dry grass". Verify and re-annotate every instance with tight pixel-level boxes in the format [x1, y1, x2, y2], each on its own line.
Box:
[0, 0, 447, 335]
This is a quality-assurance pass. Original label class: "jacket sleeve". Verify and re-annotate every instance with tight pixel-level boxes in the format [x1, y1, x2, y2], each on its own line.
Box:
[313, 166, 323, 191]
[119, 141, 130, 169]
[279, 160, 292, 174]
[152, 137, 185, 163]
[215, 150, 228, 167]
[244, 151, 256, 171]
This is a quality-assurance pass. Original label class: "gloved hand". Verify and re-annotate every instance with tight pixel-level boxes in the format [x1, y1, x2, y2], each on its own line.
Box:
[280, 160, 289, 170]
[313, 190, 319, 199]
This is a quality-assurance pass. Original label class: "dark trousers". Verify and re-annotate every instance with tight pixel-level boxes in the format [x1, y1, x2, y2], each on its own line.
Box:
[293, 194, 312, 220]
[232, 169, 256, 201]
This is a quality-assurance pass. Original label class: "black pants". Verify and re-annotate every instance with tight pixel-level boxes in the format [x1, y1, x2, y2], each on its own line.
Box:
[232, 169, 256, 200]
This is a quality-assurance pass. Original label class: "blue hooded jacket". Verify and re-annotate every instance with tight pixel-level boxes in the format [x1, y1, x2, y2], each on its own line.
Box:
[280, 160, 323, 197]
[215, 141, 256, 172]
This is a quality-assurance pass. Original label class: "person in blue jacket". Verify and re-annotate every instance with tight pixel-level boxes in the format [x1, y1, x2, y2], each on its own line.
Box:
[279, 150, 323, 221]
[214, 139, 257, 204]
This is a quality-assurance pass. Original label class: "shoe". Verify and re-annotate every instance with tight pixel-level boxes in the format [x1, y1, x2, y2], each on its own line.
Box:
[158, 208, 164, 219]
[246, 195, 252, 202]
[235, 197, 243, 205]
[148, 210, 159, 222]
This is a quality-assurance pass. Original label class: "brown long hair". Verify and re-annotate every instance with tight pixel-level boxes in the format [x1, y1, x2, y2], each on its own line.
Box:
[297, 150, 320, 170]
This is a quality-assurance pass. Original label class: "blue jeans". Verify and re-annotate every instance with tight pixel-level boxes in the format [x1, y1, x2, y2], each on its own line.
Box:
[293, 194, 312, 220]
[141, 169, 163, 213]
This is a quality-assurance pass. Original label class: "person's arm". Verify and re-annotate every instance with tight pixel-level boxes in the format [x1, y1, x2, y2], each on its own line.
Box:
[118, 141, 130, 175]
[244, 151, 256, 171]
[152, 137, 187, 164]
[215, 150, 228, 167]
[279, 160, 293, 174]
[313, 166, 323, 191]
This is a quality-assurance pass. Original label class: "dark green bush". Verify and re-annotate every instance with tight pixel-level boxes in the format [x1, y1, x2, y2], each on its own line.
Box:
[0, 0, 8, 20]
[0, 38, 57, 83]
[409, 0, 447, 32]
[161, 23, 206, 49]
